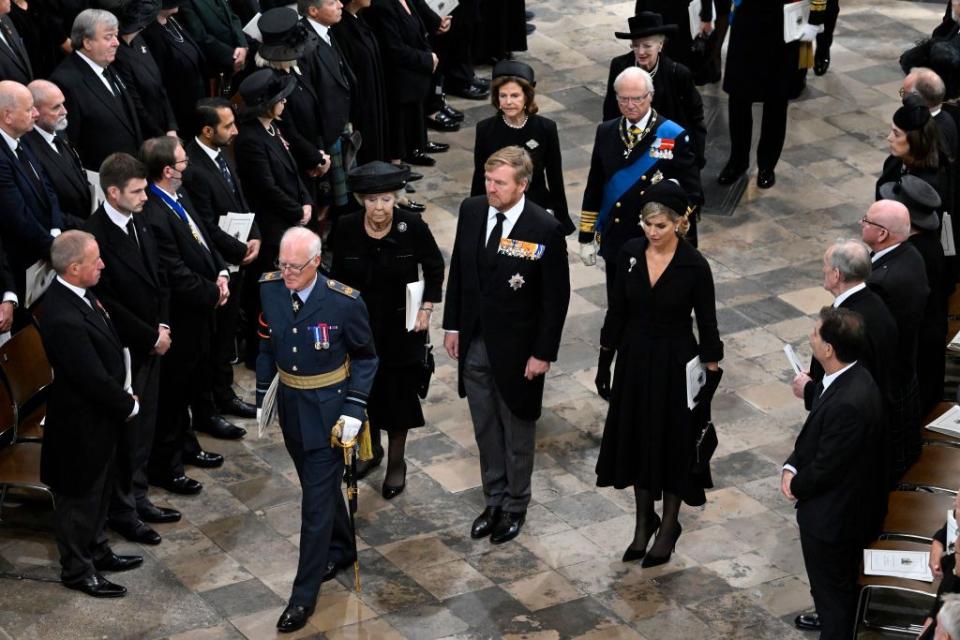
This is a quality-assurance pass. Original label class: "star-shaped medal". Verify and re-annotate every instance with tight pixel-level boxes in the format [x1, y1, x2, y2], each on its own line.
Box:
[508, 273, 525, 291]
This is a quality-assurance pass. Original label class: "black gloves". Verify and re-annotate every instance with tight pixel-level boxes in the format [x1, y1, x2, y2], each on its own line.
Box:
[595, 348, 615, 400]
[693, 368, 723, 406]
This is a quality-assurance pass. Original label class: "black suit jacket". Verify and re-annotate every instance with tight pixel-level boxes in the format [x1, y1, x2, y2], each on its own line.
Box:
[84, 205, 169, 362]
[365, 0, 433, 104]
[298, 18, 354, 149]
[113, 34, 178, 138]
[786, 363, 885, 544]
[867, 243, 930, 386]
[443, 196, 570, 421]
[50, 53, 143, 170]
[22, 129, 92, 223]
[141, 17, 208, 137]
[39, 280, 135, 496]
[0, 15, 32, 83]
[0, 236, 13, 298]
[182, 139, 259, 266]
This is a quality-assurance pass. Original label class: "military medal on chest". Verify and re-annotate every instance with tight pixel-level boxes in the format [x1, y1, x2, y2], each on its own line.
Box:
[311, 323, 330, 350]
[508, 273, 525, 290]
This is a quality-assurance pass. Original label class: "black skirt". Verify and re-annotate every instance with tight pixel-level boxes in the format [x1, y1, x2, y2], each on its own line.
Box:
[367, 363, 426, 431]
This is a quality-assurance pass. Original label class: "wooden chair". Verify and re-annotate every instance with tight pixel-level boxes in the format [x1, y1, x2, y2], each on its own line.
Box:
[855, 540, 941, 636]
[899, 445, 960, 494]
[880, 491, 955, 544]
[0, 380, 52, 518]
[0, 324, 52, 442]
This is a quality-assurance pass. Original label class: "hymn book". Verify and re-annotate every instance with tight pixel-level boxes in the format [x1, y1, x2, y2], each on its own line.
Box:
[863, 549, 933, 582]
[926, 405, 960, 437]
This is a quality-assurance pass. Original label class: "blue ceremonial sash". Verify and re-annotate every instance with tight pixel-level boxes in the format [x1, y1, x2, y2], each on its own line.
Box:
[596, 118, 685, 235]
[729, 0, 742, 24]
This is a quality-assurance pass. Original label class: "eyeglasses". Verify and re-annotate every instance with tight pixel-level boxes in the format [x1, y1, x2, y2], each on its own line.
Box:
[898, 87, 918, 98]
[275, 255, 318, 274]
[859, 216, 887, 231]
[173, 158, 189, 167]
[616, 93, 651, 105]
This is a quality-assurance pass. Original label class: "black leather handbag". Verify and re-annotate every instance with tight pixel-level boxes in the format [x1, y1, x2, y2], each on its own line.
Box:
[692, 421, 717, 475]
[417, 338, 435, 399]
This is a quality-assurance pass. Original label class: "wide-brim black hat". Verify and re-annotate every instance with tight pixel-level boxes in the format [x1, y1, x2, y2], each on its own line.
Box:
[96, 0, 159, 34]
[879, 175, 941, 231]
[643, 178, 689, 216]
[347, 161, 410, 194]
[258, 8, 306, 61]
[493, 60, 536, 86]
[615, 11, 677, 40]
[239, 69, 296, 110]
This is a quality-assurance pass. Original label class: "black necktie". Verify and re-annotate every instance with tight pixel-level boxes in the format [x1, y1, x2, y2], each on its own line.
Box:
[14, 142, 44, 196]
[84, 290, 110, 329]
[486, 212, 505, 259]
[53, 135, 83, 178]
[126, 219, 140, 248]
[292, 292, 303, 316]
[215, 151, 240, 199]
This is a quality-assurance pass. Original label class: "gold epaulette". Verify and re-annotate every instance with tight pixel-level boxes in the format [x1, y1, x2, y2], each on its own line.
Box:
[327, 278, 360, 298]
[259, 270, 282, 283]
[810, 0, 827, 11]
[580, 211, 598, 233]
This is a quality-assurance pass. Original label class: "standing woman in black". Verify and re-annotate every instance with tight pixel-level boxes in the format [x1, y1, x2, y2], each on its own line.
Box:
[594, 180, 722, 567]
[470, 61, 574, 235]
[633, 0, 713, 71]
[365, 0, 436, 168]
[330, 162, 445, 496]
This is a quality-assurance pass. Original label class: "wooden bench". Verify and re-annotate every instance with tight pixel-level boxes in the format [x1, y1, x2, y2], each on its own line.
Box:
[0, 324, 51, 442]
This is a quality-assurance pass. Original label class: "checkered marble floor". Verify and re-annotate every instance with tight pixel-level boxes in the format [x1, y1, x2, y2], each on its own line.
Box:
[0, 1, 945, 638]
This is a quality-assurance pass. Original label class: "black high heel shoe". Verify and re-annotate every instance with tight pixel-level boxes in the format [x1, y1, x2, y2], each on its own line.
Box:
[641, 523, 682, 568]
[381, 461, 406, 500]
[621, 513, 661, 562]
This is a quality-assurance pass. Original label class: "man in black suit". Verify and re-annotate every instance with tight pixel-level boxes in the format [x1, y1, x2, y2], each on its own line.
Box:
[860, 199, 929, 483]
[85, 152, 182, 547]
[443, 146, 570, 544]
[39, 230, 143, 598]
[50, 9, 143, 170]
[178, 0, 248, 89]
[782, 307, 884, 640]
[0, 0, 32, 84]
[0, 80, 66, 304]
[183, 98, 259, 431]
[903, 68, 959, 165]
[24, 80, 93, 223]
[140, 135, 229, 495]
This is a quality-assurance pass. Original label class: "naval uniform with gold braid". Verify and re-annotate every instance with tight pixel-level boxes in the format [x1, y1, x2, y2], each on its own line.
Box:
[256, 271, 378, 609]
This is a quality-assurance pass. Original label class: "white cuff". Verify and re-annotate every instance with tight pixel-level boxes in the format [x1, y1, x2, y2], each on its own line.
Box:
[2, 292, 17, 306]
[782, 464, 798, 475]
[218, 270, 230, 279]
[444, 329, 459, 334]
[128, 398, 140, 419]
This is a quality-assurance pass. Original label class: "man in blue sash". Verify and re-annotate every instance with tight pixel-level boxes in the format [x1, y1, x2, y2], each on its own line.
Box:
[579, 66, 702, 298]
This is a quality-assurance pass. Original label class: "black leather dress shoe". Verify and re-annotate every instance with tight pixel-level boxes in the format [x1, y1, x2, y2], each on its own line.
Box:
[471, 506, 502, 539]
[450, 84, 489, 100]
[472, 76, 490, 89]
[813, 58, 830, 76]
[425, 141, 449, 153]
[426, 110, 461, 132]
[277, 604, 313, 633]
[184, 450, 224, 469]
[64, 573, 126, 598]
[407, 171, 423, 182]
[404, 152, 436, 167]
[219, 396, 257, 419]
[138, 504, 182, 524]
[396, 200, 426, 214]
[794, 612, 821, 631]
[525, 23, 536, 35]
[109, 520, 161, 545]
[321, 555, 356, 583]
[159, 474, 203, 495]
[717, 161, 748, 185]
[756, 169, 776, 189]
[441, 104, 464, 122]
[491, 510, 525, 544]
[94, 552, 144, 572]
[195, 415, 246, 440]
[525, 10, 534, 20]
[381, 462, 407, 500]
[354, 453, 382, 480]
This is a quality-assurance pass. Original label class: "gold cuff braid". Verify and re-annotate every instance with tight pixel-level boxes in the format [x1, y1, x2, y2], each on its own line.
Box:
[580, 211, 598, 233]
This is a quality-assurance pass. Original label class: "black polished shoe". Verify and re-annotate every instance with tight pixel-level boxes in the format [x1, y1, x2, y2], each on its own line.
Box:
[277, 604, 313, 633]
[396, 200, 426, 213]
[717, 161, 748, 185]
[525, 9, 534, 19]
[641, 523, 682, 568]
[195, 415, 246, 440]
[441, 103, 464, 122]
[450, 83, 489, 100]
[219, 396, 257, 419]
[381, 462, 407, 500]
[425, 141, 449, 153]
[525, 23, 536, 35]
[426, 110, 461, 132]
[491, 510, 526, 544]
[756, 169, 776, 189]
[402, 168, 423, 182]
[159, 474, 203, 495]
[137, 504, 182, 524]
[470, 506, 502, 539]
[813, 58, 830, 76]
[794, 612, 821, 631]
[184, 450, 224, 469]
[321, 555, 356, 583]
[94, 552, 144, 572]
[64, 573, 126, 598]
[108, 520, 161, 545]
[621, 513, 661, 562]
[404, 152, 437, 167]
[354, 453, 382, 480]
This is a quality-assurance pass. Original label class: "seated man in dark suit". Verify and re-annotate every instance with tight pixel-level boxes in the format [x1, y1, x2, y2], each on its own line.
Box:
[50, 9, 143, 170]
[39, 230, 143, 598]
[782, 307, 885, 640]
[24, 80, 93, 223]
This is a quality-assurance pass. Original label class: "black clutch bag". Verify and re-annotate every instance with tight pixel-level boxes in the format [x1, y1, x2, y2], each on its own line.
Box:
[692, 421, 717, 475]
[417, 339, 435, 399]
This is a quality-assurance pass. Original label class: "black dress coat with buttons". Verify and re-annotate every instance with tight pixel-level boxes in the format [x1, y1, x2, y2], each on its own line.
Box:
[113, 34, 179, 138]
[298, 18, 355, 151]
[141, 17, 209, 138]
[365, 0, 433, 105]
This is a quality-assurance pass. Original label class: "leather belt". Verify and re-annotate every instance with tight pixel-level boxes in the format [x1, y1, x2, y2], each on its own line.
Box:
[277, 359, 350, 389]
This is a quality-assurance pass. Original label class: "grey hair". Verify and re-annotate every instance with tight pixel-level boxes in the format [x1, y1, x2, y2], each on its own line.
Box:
[613, 66, 654, 96]
[280, 226, 322, 257]
[0, 80, 27, 113]
[255, 52, 298, 72]
[71, 9, 118, 51]
[909, 67, 946, 107]
[938, 595, 960, 639]
[27, 79, 60, 106]
[50, 230, 96, 275]
[827, 239, 872, 282]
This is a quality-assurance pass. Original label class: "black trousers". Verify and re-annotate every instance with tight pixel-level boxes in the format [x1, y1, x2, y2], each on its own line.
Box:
[109, 354, 161, 525]
[212, 270, 244, 408]
[727, 96, 790, 172]
[436, 12, 476, 92]
[800, 530, 860, 640]
[815, 0, 841, 63]
[54, 455, 116, 583]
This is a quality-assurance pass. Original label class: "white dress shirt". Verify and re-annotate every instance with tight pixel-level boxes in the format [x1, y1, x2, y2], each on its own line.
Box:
[485, 195, 526, 243]
[871, 243, 900, 263]
[833, 282, 867, 308]
[76, 51, 115, 95]
[307, 17, 332, 45]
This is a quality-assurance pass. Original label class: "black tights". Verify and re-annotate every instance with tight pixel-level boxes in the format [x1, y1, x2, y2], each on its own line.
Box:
[630, 486, 682, 555]
[385, 430, 408, 487]
[727, 96, 789, 172]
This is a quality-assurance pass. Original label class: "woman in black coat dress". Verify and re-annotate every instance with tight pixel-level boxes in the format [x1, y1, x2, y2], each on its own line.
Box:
[470, 61, 574, 235]
[601, 13, 707, 168]
[330, 162, 444, 497]
[594, 180, 722, 568]
[633, 0, 713, 71]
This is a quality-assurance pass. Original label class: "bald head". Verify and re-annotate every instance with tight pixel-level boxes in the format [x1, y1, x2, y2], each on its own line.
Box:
[0, 81, 36, 138]
[27, 80, 68, 134]
[904, 67, 946, 109]
[861, 200, 912, 249]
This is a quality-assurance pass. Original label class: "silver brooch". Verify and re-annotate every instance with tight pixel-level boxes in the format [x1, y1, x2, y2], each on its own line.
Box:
[525, 139, 539, 150]
[397, 221, 407, 232]
[508, 273, 525, 290]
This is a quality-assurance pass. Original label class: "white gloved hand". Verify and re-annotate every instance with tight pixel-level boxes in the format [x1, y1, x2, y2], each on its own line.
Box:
[340, 415, 362, 442]
[580, 242, 597, 266]
[799, 23, 823, 42]
[256, 407, 262, 422]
